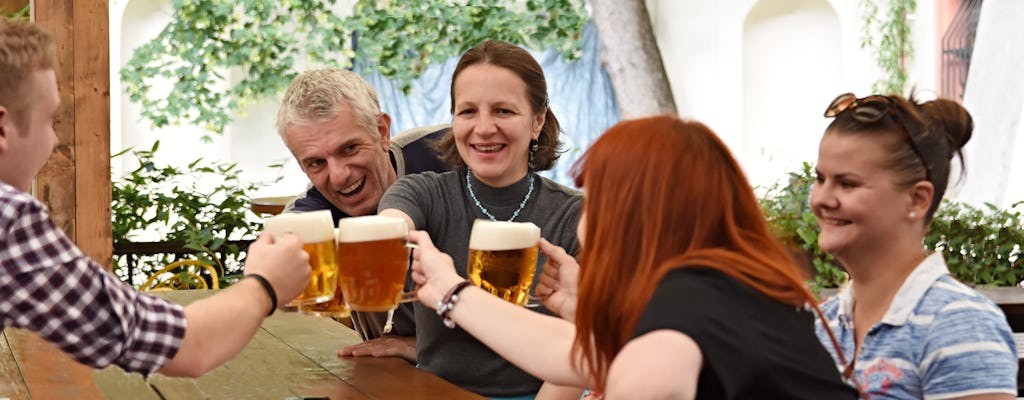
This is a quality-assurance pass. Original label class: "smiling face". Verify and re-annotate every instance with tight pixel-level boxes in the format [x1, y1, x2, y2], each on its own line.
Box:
[452, 63, 544, 187]
[0, 69, 60, 192]
[810, 133, 918, 262]
[283, 102, 395, 216]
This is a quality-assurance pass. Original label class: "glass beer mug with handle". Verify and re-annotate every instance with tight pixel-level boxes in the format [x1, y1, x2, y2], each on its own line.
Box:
[264, 210, 339, 307]
[299, 227, 351, 319]
[335, 215, 418, 313]
[467, 220, 542, 307]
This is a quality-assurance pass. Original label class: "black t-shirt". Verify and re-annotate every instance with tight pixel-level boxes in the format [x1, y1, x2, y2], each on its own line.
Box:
[632, 267, 858, 399]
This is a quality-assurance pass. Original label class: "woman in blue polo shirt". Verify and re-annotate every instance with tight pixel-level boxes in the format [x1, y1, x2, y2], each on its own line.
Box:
[810, 92, 1017, 399]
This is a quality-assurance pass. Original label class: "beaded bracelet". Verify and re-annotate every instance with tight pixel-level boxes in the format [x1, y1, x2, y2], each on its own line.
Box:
[245, 274, 277, 316]
[436, 280, 474, 329]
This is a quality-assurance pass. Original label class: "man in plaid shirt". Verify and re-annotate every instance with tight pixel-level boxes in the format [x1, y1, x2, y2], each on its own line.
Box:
[0, 18, 312, 377]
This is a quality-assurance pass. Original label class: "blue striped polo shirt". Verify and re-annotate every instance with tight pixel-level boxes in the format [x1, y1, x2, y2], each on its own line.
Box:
[815, 253, 1018, 399]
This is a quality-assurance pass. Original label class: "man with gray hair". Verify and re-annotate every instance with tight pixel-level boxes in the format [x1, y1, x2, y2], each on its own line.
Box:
[276, 68, 448, 362]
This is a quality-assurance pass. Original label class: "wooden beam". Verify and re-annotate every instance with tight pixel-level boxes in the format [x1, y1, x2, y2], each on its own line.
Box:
[33, 0, 113, 269]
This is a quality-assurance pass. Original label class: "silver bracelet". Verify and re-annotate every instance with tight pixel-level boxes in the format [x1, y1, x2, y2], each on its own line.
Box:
[436, 280, 474, 329]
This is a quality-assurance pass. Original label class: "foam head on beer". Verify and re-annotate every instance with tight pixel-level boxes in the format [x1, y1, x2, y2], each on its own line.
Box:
[264, 210, 339, 306]
[264, 210, 335, 243]
[469, 220, 541, 251]
[336, 215, 407, 243]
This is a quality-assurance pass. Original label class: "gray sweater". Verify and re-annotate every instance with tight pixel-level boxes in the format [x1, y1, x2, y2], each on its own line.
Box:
[379, 169, 581, 397]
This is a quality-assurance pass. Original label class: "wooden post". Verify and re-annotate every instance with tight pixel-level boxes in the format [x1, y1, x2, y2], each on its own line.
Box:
[32, 0, 113, 269]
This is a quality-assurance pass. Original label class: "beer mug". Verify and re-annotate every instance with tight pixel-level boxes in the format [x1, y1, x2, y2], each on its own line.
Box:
[467, 220, 541, 307]
[300, 228, 351, 318]
[336, 215, 416, 312]
[299, 288, 350, 318]
[264, 210, 339, 307]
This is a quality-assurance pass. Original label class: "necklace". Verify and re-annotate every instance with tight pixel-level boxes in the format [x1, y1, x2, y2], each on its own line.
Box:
[465, 169, 534, 222]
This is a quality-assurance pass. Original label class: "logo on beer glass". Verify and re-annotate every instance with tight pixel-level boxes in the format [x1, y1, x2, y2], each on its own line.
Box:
[336, 215, 416, 312]
[467, 220, 541, 306]
[264, 210, 339, 307]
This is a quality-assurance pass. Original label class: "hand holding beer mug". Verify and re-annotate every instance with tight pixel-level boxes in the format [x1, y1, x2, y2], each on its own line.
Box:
[467, 220, 541, 307]
[336, 216, 417, 313]
[264, 210, 340, 307]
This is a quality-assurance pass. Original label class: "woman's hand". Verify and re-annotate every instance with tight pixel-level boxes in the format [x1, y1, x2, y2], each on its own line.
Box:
[535, 239, 580, 322]
[408, 230, 465, 309]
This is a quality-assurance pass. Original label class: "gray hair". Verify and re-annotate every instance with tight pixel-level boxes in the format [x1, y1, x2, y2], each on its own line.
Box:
[276, 68, 381, 139]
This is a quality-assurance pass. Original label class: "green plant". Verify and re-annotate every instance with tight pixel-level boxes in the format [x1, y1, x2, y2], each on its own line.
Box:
[928, 201, 1024, 286]
[121, 0, 587, 135]
[759, 162, 846, 289]
[346, 0, 587, 92]
[112, 141, 276, 286]
[761, 164, 1024, 289]
[861, 0, 917, 94]
[1, 4, 29, 19]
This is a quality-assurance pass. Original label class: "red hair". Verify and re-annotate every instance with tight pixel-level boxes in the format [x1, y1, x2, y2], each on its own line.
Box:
[571, 116, 821, 390]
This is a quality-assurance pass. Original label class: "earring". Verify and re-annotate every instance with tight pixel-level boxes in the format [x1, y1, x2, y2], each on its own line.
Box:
[528, 139, 539, 170]
[908, 211, 917, 219]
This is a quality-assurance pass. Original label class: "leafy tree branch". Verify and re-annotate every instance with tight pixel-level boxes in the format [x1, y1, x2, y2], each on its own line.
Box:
[121, 0, 587, 135]
[861, 0, 917, 94]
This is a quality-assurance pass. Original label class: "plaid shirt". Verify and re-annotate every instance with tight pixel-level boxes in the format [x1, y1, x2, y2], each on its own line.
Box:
[0, 181, 186, 375]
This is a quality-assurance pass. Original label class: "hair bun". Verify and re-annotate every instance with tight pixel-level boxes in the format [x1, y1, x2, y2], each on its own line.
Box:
[920, 98, 973, 151]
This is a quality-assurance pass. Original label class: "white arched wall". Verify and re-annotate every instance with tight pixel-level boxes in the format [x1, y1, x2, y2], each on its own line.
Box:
[115, 0, 231, 177]
[646, 0, 879, 189]
[740, 0, 841, 188]
[112, 0, 317, 197]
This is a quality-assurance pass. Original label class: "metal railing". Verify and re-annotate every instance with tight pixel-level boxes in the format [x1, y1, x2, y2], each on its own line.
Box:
[113, 240, 253, 287]
[941, 0, 983, 101]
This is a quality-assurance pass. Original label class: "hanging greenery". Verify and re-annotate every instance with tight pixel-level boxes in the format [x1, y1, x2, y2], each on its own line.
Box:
[1, 3, 29, 19]
[861, 0, 917, 94]
[120, 0, 587, 135]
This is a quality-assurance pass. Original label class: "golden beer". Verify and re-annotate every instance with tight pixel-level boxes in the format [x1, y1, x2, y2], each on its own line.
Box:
[265, 210, 339, 306]
[336, 216, 411, 312]
[300, 280, 350, 318]
[467, 220, 540, 306]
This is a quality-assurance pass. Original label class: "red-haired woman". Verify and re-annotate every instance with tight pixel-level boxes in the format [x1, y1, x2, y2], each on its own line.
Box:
[408, 115, 859, 399]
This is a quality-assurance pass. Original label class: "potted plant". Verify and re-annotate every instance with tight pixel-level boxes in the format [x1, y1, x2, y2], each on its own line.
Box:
[111, 141, 278, 287]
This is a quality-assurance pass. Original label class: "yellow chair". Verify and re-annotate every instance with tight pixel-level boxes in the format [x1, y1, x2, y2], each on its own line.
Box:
[141, 260, 220, 291]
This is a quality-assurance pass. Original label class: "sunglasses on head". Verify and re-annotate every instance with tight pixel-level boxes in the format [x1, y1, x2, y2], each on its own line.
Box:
[824, 92, 932, 182]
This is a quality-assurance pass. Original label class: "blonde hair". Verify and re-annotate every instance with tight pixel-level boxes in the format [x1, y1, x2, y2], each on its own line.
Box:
[275, 68, 381, 139]
[0, 18, 56, 123]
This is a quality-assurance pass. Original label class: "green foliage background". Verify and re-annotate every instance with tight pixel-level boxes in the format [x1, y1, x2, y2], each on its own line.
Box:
[111, 142, 276, 286]
[121, 0, 587, 135]
[861, 0, 917, 94]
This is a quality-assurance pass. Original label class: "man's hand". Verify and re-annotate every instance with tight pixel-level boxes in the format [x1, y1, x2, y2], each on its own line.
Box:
[244, 231, 310, 307]
[338, 336, 417, 364]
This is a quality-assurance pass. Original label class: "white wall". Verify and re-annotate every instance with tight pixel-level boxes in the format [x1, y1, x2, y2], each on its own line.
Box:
[645, 0, 945, 192]
[111, 0, 332, 198]
[112, 0, 1023, 206]
[741, 0, 842, 188]
[958, 0, 1024, 207]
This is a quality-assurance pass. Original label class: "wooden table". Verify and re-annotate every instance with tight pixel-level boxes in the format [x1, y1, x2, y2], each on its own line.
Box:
[0, 290, 484, 400]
